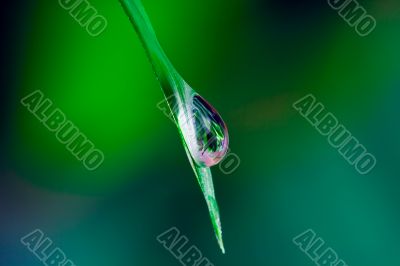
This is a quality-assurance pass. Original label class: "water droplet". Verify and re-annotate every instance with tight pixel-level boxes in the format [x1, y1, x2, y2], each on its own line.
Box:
[178, 94, 229, 168]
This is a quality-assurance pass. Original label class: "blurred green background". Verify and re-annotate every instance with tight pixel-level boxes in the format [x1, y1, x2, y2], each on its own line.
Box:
[1, 0, 399, 265]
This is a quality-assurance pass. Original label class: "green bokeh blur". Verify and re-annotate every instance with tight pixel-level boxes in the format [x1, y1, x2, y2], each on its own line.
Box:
[2, 0, 400, 265]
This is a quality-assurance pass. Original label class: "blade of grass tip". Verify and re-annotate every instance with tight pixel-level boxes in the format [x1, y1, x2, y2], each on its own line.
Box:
[195, 167, 225, 254]
[184, 145, 225, 254]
